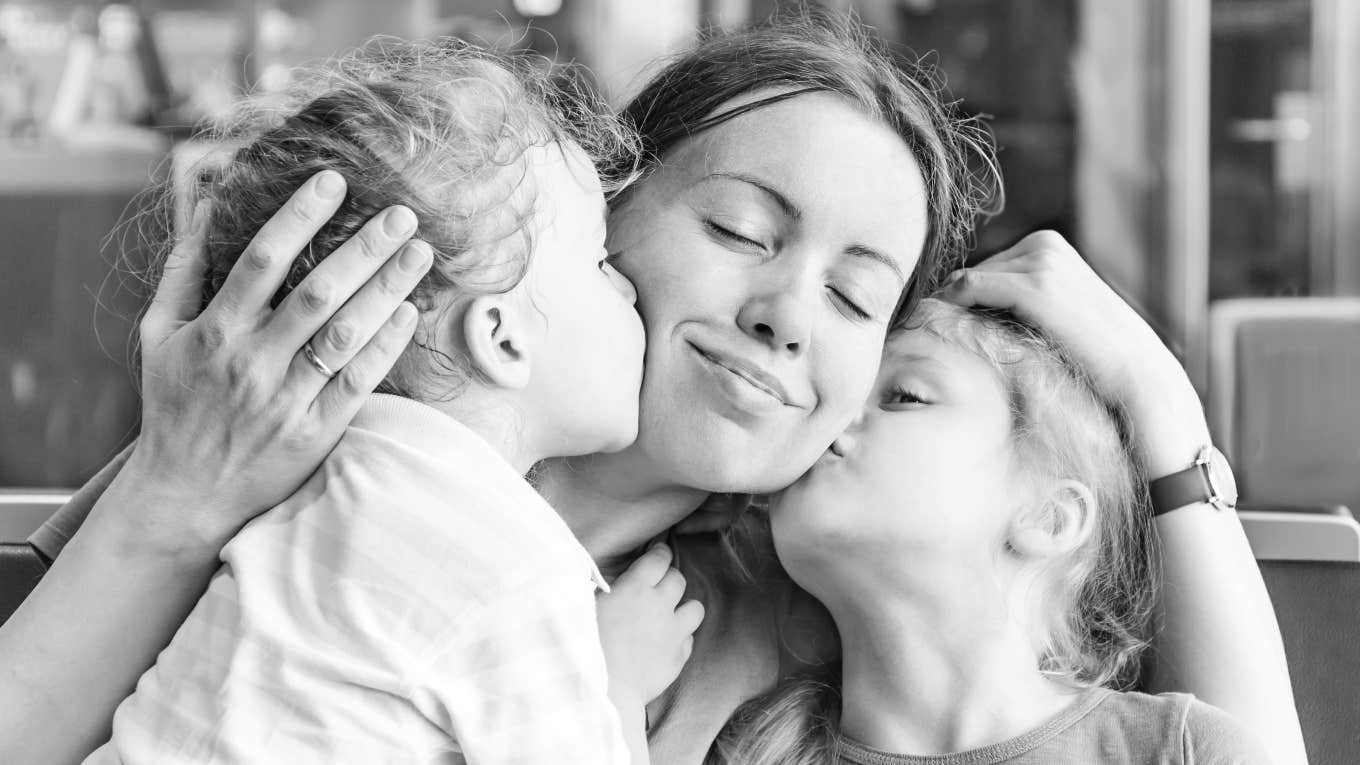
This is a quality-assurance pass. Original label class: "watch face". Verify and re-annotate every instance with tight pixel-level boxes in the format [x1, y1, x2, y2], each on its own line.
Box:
[1205, 447, 1239, 506]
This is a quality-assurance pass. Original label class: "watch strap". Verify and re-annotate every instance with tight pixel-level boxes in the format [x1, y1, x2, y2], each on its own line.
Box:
[1148, 464, 1212, 516]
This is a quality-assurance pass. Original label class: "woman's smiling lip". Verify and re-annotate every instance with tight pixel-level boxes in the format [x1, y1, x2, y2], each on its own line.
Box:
[687, 341, 804, 408]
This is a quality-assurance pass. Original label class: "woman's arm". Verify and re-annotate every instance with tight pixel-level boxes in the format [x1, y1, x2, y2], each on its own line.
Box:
[0, 172, 432, 765]
[942, 231, 1308, 765]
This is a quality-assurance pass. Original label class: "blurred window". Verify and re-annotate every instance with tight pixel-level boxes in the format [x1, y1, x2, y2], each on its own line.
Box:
[1210, 0, 1359, 299]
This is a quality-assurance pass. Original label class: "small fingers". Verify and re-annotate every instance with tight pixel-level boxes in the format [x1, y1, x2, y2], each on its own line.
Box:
[271, 206, 420, 349]
[312, 302, 418, 422]
[619, 543, 673, 587]
[657, 566, 688, 603]
[675, 599, 705, 633]
[213, 171, 348, 323]
[143, 200, 210, 344]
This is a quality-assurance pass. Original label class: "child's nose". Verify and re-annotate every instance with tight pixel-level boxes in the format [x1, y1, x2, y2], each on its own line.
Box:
[846, 408, 867, 432]
[607, 262, 638, 304]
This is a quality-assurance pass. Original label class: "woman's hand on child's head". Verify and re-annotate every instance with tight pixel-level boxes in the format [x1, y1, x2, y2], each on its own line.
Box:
[939, 231, 1177, 396]
[596, 543, 706, 710]
[120, 171, 433, 553]
[939, 230, 1211, 476]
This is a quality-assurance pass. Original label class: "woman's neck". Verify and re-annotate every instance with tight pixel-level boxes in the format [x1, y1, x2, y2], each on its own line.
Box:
[535, 448, 710, 577]
[826, 573, 1076, 756]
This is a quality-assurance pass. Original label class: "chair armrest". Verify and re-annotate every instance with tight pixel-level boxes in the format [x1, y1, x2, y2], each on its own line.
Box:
[1239, 506, 1360, 562]
[0, 542, 48, 626]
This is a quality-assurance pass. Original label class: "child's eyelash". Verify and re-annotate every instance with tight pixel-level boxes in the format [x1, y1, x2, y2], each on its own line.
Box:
[888, 386, 928, 405]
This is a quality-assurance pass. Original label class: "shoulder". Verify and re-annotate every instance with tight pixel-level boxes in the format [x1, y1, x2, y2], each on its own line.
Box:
[1095, 692, 1272, 765]
[230, 423, 590, 618]
[1180, 697, 1274, 765]
[318, 423, 588, 590]
[1047, 691, 1267, 765]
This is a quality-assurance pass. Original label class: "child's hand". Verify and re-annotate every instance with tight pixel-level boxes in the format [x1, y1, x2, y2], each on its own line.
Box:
[596, 543, 705, 711]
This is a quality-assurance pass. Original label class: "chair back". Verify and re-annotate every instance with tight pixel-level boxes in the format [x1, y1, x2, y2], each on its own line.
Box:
[0, 489, 71, 543]
[1260, 559, 1360, 765]
[1209, 298, 1360, 512]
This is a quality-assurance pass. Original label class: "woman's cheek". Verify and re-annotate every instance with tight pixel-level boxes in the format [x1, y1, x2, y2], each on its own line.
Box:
[826, 335, 887, 420]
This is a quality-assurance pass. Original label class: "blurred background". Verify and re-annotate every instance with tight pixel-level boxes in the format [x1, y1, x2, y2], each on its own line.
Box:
[0, 0, 1357, 496]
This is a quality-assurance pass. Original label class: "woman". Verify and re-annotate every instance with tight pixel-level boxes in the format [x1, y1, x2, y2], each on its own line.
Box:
[0, 13, 1305, 765]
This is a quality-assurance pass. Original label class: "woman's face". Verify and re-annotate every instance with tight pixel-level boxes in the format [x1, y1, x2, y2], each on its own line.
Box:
[606, 92, 930, 493]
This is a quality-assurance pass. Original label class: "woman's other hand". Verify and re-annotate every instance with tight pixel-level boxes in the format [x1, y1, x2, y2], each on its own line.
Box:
[117, 169, 432, 555]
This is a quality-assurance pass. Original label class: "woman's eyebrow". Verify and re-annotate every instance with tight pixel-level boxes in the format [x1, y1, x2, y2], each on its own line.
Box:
[846, 243, 905, 284]
[706, 172, 802, 221]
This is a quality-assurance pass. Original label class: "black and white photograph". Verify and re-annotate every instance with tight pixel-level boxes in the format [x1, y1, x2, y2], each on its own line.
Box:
[0, 1, 1355, 763]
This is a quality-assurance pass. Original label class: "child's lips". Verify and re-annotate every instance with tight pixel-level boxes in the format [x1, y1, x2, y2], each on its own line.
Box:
[815, 446, 845, 467]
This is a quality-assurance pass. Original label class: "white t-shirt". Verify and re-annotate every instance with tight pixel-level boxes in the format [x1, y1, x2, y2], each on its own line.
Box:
[85, 394, 626, 765]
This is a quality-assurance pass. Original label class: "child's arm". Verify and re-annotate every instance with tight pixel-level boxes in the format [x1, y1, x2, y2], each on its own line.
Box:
[596, 543, 707, 765]
[942, 231, 1307, 765]
[0, 179, 426, 765]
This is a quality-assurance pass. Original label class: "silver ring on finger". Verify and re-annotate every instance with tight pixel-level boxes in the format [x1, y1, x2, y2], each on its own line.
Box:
[302, 341, 338, 379]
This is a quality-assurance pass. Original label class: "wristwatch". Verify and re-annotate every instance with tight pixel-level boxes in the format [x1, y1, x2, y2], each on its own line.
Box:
[1148, 445, 1239, 516]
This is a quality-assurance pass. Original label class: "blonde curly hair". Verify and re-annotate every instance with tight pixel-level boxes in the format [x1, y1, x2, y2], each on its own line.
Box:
[138, 36, 637, 400]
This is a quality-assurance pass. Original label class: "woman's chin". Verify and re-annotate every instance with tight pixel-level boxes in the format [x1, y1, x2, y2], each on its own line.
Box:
[638, 410, 824, 493]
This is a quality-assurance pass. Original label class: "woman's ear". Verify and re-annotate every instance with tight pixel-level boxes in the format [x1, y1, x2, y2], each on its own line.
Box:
[462, 294, 532, 390]
[1007, 479, 1096, 560]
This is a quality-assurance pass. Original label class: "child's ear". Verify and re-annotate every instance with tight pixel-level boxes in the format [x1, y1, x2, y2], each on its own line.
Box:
[462, 294, 532, 390]
[1007, 480, 1096, 560]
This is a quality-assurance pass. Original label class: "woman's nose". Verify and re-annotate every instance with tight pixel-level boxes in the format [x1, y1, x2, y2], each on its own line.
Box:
[736, 267, 815, 356]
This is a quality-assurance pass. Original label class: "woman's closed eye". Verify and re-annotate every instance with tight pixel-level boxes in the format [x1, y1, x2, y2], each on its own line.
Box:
[705, 219, 767, 251]
[829, 285, 872, 321]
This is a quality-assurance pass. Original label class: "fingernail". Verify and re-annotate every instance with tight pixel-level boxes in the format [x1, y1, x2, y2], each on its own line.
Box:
[398, 241, 431, 272]
[384, 207, 417, 237]
[942, 269, 965, 287]
[315, 170, 345, 199]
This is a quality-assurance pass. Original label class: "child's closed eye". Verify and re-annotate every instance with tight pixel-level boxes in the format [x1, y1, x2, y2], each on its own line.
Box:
[883, 385, 931, 408]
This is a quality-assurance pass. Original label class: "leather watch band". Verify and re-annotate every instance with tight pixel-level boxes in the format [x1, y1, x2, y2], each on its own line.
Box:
[1148, 464, 1212, 516]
